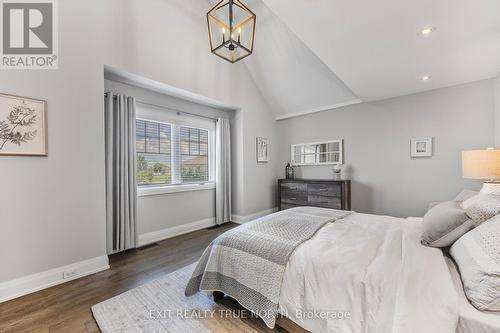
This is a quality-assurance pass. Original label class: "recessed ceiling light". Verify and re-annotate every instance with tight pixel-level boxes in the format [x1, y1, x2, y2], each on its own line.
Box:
[419, 27, 436, 36]
[421, 75, 432, 81]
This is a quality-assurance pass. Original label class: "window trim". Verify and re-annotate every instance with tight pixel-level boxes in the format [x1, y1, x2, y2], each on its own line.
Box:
[135, 115, 215, 189]
[137, 182, 215, 197]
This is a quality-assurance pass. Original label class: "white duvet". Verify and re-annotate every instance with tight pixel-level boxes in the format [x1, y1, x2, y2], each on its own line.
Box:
[278, 213, 459, 333]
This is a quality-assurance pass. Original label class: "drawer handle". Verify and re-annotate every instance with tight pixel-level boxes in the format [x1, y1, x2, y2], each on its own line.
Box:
[289, 187, 297, 190]
[316, 188, 328, 192]
[290, 197, 297, 200]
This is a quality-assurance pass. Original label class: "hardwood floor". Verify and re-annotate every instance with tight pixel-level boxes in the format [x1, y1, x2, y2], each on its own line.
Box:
[0, 223, 291, 333]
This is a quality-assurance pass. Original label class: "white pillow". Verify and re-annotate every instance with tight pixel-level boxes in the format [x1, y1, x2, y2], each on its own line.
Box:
[480, 183, 500, 195]
[461, 194, 500, 225]
[450, 215, 500, 311]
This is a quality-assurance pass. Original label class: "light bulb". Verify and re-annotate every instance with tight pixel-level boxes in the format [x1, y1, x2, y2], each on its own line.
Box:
[419, 27, 436, 36]
[222, 28, 225, 34]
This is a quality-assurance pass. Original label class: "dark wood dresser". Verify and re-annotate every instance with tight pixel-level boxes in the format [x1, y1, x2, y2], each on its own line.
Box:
[278, 179, 351, 211]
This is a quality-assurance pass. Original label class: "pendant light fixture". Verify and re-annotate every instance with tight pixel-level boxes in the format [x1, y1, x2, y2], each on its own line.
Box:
[207, 0, 256, 63]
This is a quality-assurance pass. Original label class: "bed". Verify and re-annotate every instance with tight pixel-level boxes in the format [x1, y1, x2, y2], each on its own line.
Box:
[186, 207, 500, 333]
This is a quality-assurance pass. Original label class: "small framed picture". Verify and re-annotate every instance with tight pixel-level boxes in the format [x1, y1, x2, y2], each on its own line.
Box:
[411, 137, 433, 157]
[0, 93, 48, 156]
[257, 137, 269, 163]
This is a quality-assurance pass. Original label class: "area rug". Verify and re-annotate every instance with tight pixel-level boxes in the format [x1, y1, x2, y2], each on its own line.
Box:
[91, 263, 262, 333]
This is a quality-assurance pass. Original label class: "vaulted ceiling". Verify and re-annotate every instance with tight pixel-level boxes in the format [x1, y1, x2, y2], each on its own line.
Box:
[230, 0, 500, 119]
[243, 0, 359, 118]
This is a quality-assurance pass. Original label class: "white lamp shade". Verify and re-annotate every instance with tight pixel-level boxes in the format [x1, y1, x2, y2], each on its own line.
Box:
[462, 149, 500, 180]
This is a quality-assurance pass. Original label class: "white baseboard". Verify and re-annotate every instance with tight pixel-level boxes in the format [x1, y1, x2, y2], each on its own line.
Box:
[138, 217, 216, 246]
[231, 207, 278, 224]
[0, 255, 109, 303]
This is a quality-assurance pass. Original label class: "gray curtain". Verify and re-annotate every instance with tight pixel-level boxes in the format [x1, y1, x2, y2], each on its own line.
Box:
[215, 118, 232, 225]
[105, 93, 138, 254]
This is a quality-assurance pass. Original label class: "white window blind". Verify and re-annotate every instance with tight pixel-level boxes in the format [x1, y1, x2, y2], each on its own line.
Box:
[135, 104, 215, 188]
[180, 126, 209, 183]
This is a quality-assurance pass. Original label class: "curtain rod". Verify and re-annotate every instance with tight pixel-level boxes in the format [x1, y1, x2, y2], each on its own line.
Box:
[104, 92, 219, 122]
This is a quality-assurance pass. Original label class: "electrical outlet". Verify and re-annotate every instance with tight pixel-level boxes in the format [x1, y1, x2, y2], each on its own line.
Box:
[63, 270, 77, 279]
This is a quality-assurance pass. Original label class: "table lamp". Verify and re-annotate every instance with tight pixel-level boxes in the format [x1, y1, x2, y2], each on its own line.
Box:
[462, 148, 500, 193]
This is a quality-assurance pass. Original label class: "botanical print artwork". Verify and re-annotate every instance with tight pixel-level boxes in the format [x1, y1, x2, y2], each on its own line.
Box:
[257, 137, 269, 162]
[0, 93, 47, 156]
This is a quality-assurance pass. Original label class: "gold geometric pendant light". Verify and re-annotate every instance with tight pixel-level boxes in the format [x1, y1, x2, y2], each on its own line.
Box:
[207, 0, 256, 63]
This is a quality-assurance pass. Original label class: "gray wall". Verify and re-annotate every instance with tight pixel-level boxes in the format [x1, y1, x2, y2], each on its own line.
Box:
[277, 79, 495, 218]
[105, 79, 229, 235]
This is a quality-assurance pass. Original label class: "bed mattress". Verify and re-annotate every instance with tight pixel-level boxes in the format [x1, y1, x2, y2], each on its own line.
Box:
[278, 213, 459, 333]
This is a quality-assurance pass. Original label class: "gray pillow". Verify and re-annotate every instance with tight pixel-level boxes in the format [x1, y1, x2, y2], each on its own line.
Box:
[421, 201, 475, 248]
[461, 193, 500, 224]
[426, 190, 479, 213]
[450, 214, 500, 311]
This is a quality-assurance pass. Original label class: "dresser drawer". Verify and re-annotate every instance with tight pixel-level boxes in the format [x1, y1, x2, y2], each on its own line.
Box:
[307, 183, 341, 197]
[280, 182, 307, 193]
[307, 195, 342, 209]
[281, 192, 308, 205]
[280, 203, 301, 211]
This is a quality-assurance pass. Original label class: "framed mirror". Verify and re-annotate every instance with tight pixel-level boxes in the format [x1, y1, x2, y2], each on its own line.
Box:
[291, 140, 343, 166]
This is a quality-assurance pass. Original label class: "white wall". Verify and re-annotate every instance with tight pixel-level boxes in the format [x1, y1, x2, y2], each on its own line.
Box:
[495, 73, 500, 146]
[0, 0, 278, 287]
[227, 64, 279, 215]
[277, 79, 495, 218]
[0, 1, 107, 283]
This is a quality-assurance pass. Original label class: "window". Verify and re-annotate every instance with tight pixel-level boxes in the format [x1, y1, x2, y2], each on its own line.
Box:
[180, 127, 209, 183]
[135, 114, 214, 189]
[136, 119, 172, 186]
